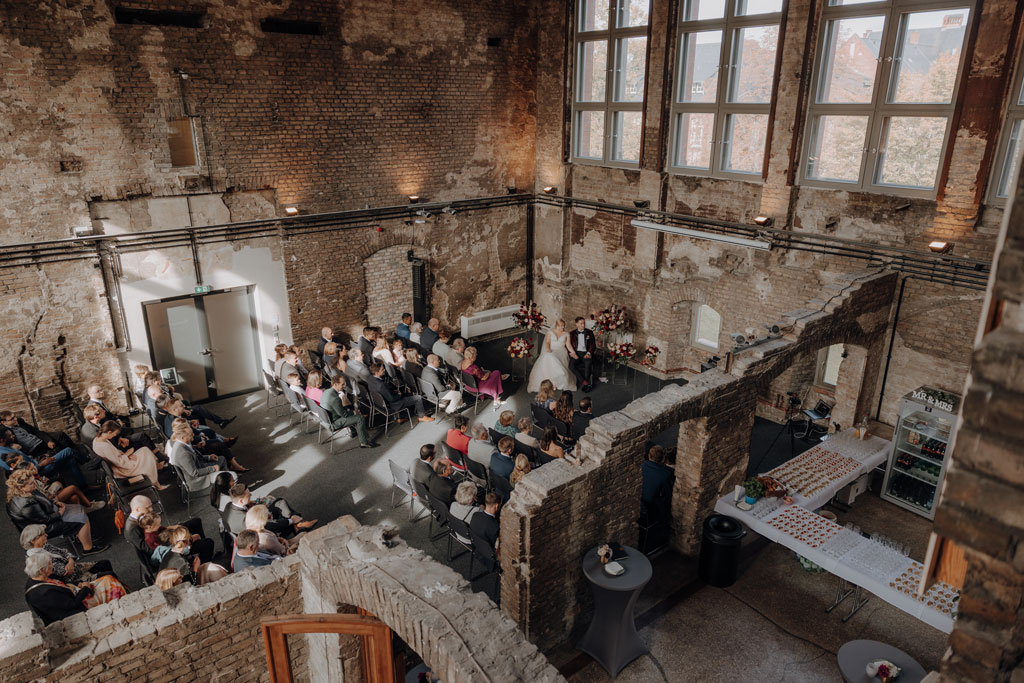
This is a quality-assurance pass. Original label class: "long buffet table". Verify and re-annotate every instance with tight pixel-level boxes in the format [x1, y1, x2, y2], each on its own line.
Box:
[714, 429, 958, 633]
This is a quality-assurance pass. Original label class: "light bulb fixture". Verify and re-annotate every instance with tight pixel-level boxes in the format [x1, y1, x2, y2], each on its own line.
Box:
[441, 206, 456, 215]
[631, 219, 772, 251]
[542, 186, 557, 194]
[633, 200, 650, 209]
[414, 209, 431, 224]
[408, 195, 421, 204]
[928, 241, 953, 254]
[284, 206, 299, 215]
[753, 215, 772, 227]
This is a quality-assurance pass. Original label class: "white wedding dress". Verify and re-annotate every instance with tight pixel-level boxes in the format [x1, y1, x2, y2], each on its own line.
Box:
[527, 330, 577, 392]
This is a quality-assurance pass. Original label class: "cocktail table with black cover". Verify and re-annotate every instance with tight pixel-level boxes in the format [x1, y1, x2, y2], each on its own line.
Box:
[577, 545, 653, 678]
[837, 639, 927, 683]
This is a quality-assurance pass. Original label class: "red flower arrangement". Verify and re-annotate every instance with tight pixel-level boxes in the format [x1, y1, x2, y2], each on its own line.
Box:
[641, 344, 660, 366]
[507, 337, 534, 359]
[594, 305, 630, 334]
[512, 301, 546, 332]
[607, 341, 637, 367]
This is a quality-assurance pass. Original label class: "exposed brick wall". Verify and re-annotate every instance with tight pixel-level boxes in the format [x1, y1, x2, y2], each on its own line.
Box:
[363, 244, 423, 335]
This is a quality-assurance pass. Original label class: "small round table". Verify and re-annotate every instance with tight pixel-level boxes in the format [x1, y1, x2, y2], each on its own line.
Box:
[837, 640, 927, 683]
[576, 545, 653, 678]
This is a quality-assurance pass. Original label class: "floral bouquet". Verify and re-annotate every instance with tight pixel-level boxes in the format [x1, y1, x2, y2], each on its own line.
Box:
[512, 301, 546, 332]
[594, 304, 630, 335]
[610, 341, 636, 367]
[507, 336, 534, 359]
[641, 344, 660, 366]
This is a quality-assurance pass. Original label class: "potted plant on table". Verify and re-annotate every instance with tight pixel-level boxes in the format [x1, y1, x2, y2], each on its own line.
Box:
[743, 478, 764, 505]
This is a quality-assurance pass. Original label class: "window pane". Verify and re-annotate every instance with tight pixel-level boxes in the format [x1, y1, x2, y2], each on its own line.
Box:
[614, 37, 647, 102]
[696, 305, 721, 349]
[683, 0, 725, 21]
[678, 30, 721, 103]
[617, 0, 650, 27]
[579, 0, 609, 31]
[578, 41, 608, 102]
[817, 16, 885, 104]
[168, 117, 197, 167]
[674, 112, 715, 169]
[996, 119, 1023, 198]
[736, 0, 783, 16]
[1018, 77, 1024, 106]
[820, 344, 844, 386]
[612, 111, 643, 162]
[889, 9, 969, 104]
[721, 113, 767, 174]
[828, 0, 884, 5]
[728, 25, 779, 104]
[875, 116, 947, 189]
[576, 111, 606, 159]
[806, 115, 868, 183]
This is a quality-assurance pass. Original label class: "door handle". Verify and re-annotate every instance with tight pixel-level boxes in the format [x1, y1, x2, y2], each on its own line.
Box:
[200, 348, 212, 356]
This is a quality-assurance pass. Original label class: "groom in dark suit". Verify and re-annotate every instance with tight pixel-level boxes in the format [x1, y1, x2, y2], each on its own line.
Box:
[567, 317, 597, 392]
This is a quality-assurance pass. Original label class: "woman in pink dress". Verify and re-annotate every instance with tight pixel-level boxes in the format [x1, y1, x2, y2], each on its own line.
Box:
[91, 421, 167, 490]
[460, 346, 509, 407]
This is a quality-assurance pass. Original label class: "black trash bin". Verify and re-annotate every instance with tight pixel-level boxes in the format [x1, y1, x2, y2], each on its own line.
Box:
[698, 514, 746, 587]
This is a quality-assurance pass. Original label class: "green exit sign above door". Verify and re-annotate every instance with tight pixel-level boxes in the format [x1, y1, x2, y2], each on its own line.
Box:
[194, 285, 211, 294]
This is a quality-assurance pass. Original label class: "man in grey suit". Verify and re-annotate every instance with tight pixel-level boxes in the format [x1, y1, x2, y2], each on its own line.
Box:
[411, 444, 435, 489]
[345, 349, 371, 384]
[419, 318, 440, 353]
[357, 327, 376, 359]
[421, 355, 464, 414]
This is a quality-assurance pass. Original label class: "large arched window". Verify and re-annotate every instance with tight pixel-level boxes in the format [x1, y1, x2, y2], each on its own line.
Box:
[693, 304, 722, 350]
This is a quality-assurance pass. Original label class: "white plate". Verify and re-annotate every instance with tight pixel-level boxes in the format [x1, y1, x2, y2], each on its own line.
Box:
[604, 561, 625, 576]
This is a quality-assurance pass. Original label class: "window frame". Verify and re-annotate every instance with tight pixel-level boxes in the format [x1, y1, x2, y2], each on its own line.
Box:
[692, 303, 722, 351]
[814, 343, 844, 389]
[800, 0, 974, 198]
[667, 0, 784, 180]
[987, 47, 1024, 205]
[167, 116, 201, 170]
[572, 0, 651, 168]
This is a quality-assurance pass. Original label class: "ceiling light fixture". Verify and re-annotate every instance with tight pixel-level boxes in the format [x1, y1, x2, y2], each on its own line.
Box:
[928, 241, 953, 254]
[631, 219, 772, 251]
[753, 215, 772, 227]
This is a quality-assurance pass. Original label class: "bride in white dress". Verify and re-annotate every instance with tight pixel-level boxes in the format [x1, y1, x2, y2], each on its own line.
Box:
[527, 319, 577, 392]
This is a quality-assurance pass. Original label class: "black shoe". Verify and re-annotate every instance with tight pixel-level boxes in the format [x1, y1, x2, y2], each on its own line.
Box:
[219, 416, 236, 428]
[83, 543, 109, 556]
[348, 427, 358, 438]
[360, 442, 379, 449]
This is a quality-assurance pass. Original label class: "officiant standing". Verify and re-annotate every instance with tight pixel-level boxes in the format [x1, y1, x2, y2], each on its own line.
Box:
[567, 317, 597, 392]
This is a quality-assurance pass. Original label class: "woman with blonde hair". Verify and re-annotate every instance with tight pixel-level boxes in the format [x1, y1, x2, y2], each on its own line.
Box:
[534, 379, 556, 410]
[494, 410, 518, 437]
[372, 335, 395, 366]
[459, 346, 507, 407]
[92, 420, 167, 490]
[6, 469, 106, 555]
[305, 370, 324, 404]
[245, 504, 298, 556]
[154, 569, 183, 591]
[509, 454, 532, 486]
[391, 338, 407, 368]
[155, 525, 227, 585]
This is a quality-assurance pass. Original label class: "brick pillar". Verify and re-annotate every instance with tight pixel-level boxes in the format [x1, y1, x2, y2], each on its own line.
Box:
[832, 344, 867, 431]
[672, 398, 757, 555]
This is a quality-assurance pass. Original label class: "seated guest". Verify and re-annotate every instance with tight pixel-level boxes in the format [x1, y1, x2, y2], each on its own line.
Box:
[404, 349, 423, 378]
[159, 398, 236, 450]
[396, 313, 412, 340]
[288, 345, 311, 381]
[305, 370, 325, 404]
[125, 495, 214, 563]
[572, 397, 594, 440]
[432, 329, 456, 366]
[367, 364, 434, 423]
[0, 428, 91, 489]
[412, 444, 435, 489]
[6, 469, 107, 555]
[419, 318, 440, 353]
[322, 376, 377, 448]
[155, 569, 183, 592]
[427, 459, 457, 507]
[470, 493, 501, 553]
[139, 512, 164, 551]
[132, 364, 151, 395]
[345, 348, 371, 385]
[285, 372, 305, 396]
[8, 458, 104, 512]
[322, 342, 341, 379]
[641, 446, 673, 521]
[24, 549, 127, 625]
[272, 343, 289, 378]
[539, 427, 564, 459]
[372, 336, 395, 366]
[0, 410, 76, 454]
[422, 355, 464, 414]
[460, 346, 507, 406]
[317, 327, 334, 357]
[467, 424, 493, 471]
[515, 417, 540, 448]
[155, 526, 227, 585]
[447, 337, 467, 367]
[509, 454, 532, 487]
[144, 372, 233, 428]
[246, 505, 299, 556]
[552, 392, 574, 427]
[278, 350, 302, 384]
[489, 437, 515, 480]
[357, 327, 377, 359]
[92, 420, 168, 490]
[534, 380, 556, 410]
[169, 425, 247, 489]
[409, 322, 423, 346]
[80, 403, 155, 452]
[494, 410, 518, 438]
[222, 482, 313, 537]
[85, 385, 133, 428]
[20, 524, 116, 584]
[391, 338, 407, 368]
[446, 415, 471, 454]
[448, 481, 479, 543]
[233, 529, 278, 571]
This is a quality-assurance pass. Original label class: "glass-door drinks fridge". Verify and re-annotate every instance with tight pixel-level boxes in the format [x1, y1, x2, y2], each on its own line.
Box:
[881, 386, 961, 520]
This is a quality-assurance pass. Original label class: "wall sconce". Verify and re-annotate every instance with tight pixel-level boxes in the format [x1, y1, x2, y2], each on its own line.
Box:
[753, 215, 772, 227]
[928, 241, 953, 254]
[408, 195, 421, 204]
[72, 225, 93, 237]
[633, 200, 650, 209]
[284, 206, 299, 215]
[542, 186, 557, 194]
[414, 209, 431, 224]
[441, 206, 456, 215]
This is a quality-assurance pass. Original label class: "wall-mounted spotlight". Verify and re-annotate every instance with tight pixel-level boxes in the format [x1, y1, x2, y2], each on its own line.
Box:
[753, 215, 773, 227]
[72, 225, 93, 238]
[542, 186, 557, 194]
[414, 209, 431, 224]
[928, 241, 953, 254]
[633, 200, 650, 209]
[174, 67, 189, 80]
[284, 206, 299, 215]
[441, 206, 456, 215]
[408, 195, 421, 204]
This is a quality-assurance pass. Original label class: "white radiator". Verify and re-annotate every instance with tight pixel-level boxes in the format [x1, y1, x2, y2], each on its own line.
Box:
[461, 304, 520, 339]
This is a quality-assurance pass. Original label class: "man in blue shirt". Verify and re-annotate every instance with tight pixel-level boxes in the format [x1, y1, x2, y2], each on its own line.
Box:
[0, 425, 90, 487]
[489, 437, 515, 481]
[232, 530, 278, 571]
[396, 313, 412, 340]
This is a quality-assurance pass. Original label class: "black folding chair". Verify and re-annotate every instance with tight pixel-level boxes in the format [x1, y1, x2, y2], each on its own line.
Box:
[99, 458, 162, 516]
[278, 379, 312, 428]
[491, 473, 513, 503]
[304, 396, 351, 454]
[487, 428, 505, 445]
[354, 379, 374, 414]
[411, 479, 446, 541]
[426, 492, 454, 546]
[409, 476, 433, 524]
[134, 544, 157, 586]
[460, 371, 492, 415]
[465, 457, 489, 491]
[308, 349, 324, 371]
[513, 437, 536, 465]
[535, 447, 556, 466]
[368, 390, 413, 436]
[530, 403, 552, 430]
[469, 527, 501, 604]
[445, 513, 474, 563]
[262, 370, 287, 414]
[417, 377, 451, 423]
[401, 368, 421, 396]
[440, 441, 468, 475]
